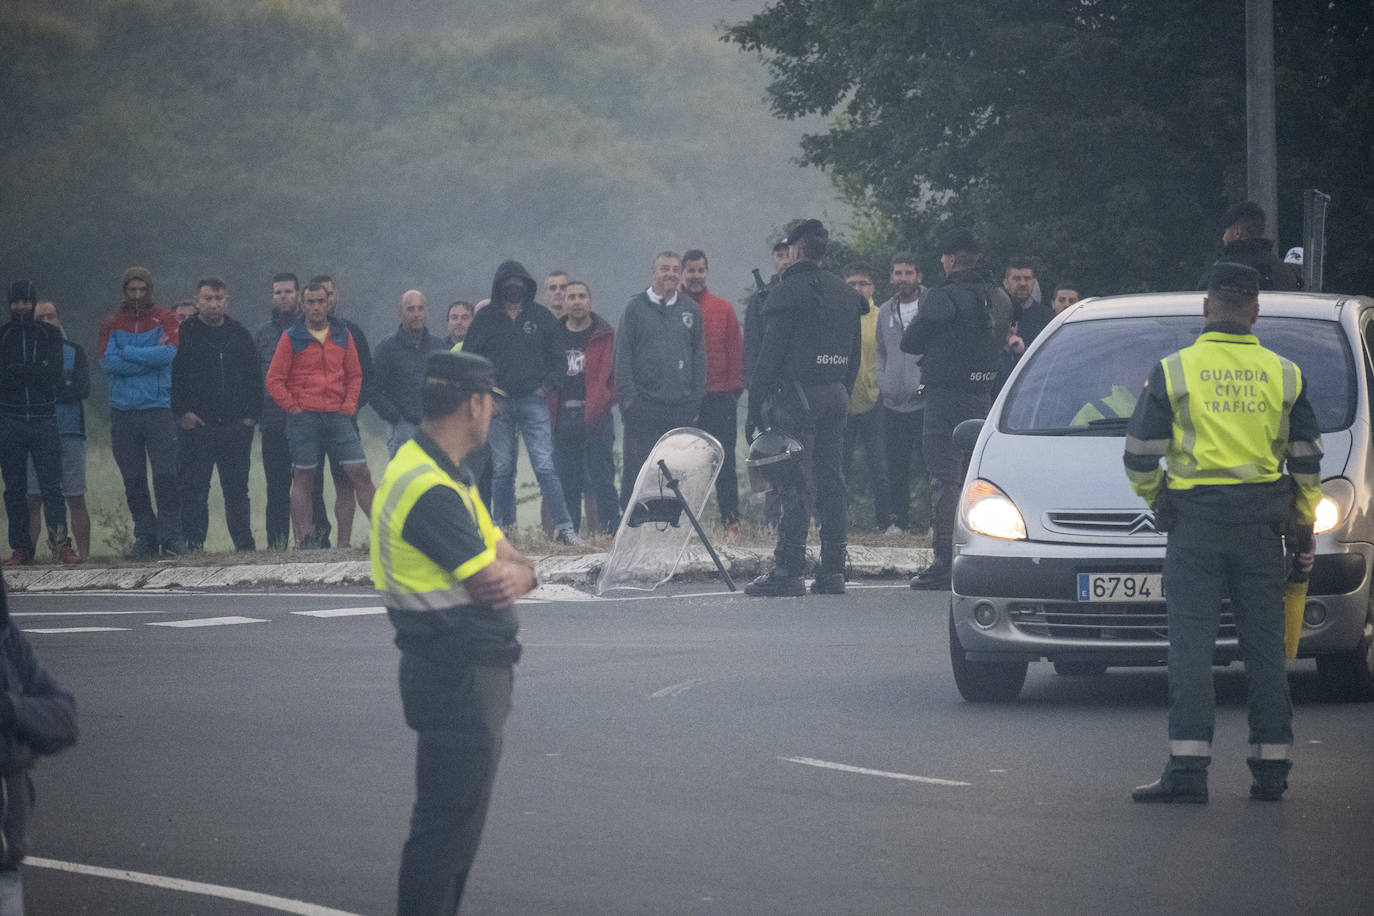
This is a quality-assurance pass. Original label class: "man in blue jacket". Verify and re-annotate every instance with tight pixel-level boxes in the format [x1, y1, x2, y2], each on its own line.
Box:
[96, 267, 184, 560]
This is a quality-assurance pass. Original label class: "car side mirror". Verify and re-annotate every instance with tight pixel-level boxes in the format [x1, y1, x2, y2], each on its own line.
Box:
[953, 418, 984, 452]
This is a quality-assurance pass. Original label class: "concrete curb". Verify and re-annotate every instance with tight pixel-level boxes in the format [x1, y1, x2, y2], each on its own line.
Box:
[3, 546, 934, 593]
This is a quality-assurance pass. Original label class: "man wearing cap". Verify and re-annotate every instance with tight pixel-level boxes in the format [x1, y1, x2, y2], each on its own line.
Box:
[745, 219, 864, 596]
[370, 350, 536, 915]
[1199, 201, 1297, 292]
[1123, 262, 1322, 804]
[0, 281, 77, 566]
[97, 266, 185, 559]
[901, 228, 1014, 590]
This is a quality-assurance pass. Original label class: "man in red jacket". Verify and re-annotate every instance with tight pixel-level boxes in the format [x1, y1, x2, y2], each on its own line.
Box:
[265, 282, 375, 548]
[550, 281, 619, 534]
[682, 249, 744, 539]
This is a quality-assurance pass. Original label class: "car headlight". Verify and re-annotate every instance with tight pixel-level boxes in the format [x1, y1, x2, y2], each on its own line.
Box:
[1313, 477, 1355, 536]
[963, 479, 1027, 540]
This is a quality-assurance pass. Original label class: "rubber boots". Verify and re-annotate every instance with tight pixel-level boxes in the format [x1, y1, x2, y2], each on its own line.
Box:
[1131, 755, 1210, 804]
[1248, 757, 1292, 801]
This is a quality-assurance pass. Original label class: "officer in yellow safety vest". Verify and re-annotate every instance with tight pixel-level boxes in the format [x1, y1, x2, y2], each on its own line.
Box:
[1123, 262, 1322, 803]
[370, 350, 537, 914]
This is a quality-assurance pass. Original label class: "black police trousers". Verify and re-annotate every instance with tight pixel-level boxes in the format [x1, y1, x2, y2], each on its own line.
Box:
[774, 381, 848, 574]
[396, 653, 513, 916]
[922, 387, 991, 551]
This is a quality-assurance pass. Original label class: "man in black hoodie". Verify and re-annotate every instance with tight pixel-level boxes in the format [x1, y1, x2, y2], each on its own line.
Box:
[0, 573, 78, 910]
[463, 261, 582, 544]
[172, 277, 264, 552]
[1198, 201, 1296, 291]
[0, 281, 76, 566]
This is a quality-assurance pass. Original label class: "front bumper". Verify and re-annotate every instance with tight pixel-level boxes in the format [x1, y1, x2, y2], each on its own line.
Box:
[950, 541, 1370, 664]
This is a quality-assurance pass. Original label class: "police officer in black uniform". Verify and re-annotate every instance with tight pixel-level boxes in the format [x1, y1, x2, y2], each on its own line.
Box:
[901, 227, 1014, 590]
[745, 219, 864, 596]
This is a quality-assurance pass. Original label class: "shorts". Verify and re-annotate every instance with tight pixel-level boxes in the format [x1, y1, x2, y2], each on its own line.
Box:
[286, 410, 367, 470]
[26, 436, 86, 498]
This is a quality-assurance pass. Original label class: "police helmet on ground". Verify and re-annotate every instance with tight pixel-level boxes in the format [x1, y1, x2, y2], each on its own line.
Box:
[746, 428, 805, 492]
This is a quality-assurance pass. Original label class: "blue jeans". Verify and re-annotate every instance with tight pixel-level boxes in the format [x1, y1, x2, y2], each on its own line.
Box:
[0, 415, 66, 551]
[487, 394, 573, 531]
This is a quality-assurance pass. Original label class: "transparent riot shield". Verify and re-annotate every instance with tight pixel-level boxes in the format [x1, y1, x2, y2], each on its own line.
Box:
[596, 427, 725, 594]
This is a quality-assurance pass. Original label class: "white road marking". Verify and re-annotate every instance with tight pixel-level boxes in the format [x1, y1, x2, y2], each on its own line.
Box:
[146, 616, 268, 628]
[651, 677, 705, 698]
[780, 756, 973, 787]
[10, 610, 163, 616]
[293, 606, 387, 618]
[25, 857, 361, 915]
[23, 627, 130, 634]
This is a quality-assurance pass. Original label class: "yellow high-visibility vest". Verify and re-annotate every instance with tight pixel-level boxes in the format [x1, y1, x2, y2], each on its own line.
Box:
[369, 438, 499, 611]
[1159, 331, 1300, 490]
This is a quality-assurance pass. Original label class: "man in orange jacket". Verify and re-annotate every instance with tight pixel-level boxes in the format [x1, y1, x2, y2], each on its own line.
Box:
[265, 282, 375, 548]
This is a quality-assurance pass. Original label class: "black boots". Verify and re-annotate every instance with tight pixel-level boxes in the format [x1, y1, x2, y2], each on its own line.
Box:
[810, 572, 845, 594]
[1248, 757, 1292, 801]
[910, 538, 953, 590]
[744, 568, 806, 597]
[1132, 755, 1210, 804]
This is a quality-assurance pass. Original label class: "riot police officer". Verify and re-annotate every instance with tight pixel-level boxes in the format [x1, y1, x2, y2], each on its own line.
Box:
[370, 350, 538, 913]
[745, 219, 864, 596]
[901, 227, 1014, 590]
[1124, 263, 1322, 803]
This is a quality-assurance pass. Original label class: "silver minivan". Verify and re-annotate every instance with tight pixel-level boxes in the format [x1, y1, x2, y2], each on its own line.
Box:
[949, 292, 1374, 702]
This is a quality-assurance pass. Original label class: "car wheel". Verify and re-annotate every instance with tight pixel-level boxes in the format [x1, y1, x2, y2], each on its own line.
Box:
[949, 610, 1027, 702]
[1315, 598, 1374, 702]
[1053, 660, 1109, 677]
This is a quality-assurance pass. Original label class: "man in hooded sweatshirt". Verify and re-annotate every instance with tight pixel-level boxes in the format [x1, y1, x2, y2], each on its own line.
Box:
[1, 281, 77, 566]
[97, 266, 185, 560]
[462, 260, 582, 544]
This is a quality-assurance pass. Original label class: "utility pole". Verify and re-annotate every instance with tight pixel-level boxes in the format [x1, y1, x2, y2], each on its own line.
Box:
[1246, 0, 1278, 240]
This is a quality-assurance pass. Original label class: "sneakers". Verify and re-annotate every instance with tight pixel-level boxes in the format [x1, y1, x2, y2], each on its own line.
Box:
[555, 527, 586, 547]
[909, 557, 952, 590]
[55, 540, 81, 566]
[810, 572, 846, 595]
[744, 569, 806, 597]
[127, 539, 159, 562]
[1131, 756, 1210, 804]
[3, 549, 34, 568]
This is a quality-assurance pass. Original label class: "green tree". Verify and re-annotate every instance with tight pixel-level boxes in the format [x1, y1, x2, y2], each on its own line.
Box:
[727, 1, 1374, 295]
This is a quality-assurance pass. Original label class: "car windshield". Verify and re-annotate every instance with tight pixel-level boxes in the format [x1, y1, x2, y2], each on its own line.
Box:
[1001, 315, 1357, 434]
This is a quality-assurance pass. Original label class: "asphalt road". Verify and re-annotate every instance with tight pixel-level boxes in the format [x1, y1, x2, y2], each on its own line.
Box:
[10, 582, 1374, 915]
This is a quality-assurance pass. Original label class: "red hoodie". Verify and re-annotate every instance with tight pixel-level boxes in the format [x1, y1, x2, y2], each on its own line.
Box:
[547, 314, 617, 429]
[689, 287, 744, 394]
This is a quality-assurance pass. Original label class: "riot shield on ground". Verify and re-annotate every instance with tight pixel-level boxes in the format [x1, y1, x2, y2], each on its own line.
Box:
[596, 427, 724, 594]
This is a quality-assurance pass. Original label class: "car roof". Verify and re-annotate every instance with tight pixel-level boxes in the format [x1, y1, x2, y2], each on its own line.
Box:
[1060, 291, 1373, 323]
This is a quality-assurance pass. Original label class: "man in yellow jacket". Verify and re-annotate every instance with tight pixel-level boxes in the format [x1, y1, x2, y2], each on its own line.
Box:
[1123, 263, 1321, 803]
[371, 351, 537, 913]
